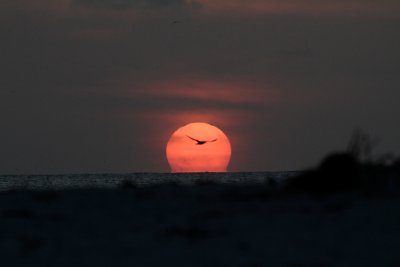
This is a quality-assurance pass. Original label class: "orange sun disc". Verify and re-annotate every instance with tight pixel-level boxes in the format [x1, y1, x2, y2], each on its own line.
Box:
[166, 122, 232, 172]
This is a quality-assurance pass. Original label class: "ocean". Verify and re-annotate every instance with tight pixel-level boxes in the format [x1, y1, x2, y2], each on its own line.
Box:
[0, 171, 297, 191]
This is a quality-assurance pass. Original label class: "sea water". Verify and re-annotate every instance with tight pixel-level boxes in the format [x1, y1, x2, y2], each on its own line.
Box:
[0, 172, 297, 191]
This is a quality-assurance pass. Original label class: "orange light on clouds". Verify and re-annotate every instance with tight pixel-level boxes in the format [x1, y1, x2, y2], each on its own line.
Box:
[166, 122, 231, 172]
[138, 79, 267, 105]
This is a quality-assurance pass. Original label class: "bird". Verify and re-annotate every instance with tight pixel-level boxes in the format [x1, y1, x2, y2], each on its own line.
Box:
[171, 20, 181, 24]
[186, 135, 217, 145]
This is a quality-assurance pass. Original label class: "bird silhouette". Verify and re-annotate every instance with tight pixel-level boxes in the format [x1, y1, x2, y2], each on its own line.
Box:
[186, 135, 217, 145]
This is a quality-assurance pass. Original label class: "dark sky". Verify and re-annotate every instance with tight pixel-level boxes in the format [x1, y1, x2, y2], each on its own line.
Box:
[1, 0, 400, 174]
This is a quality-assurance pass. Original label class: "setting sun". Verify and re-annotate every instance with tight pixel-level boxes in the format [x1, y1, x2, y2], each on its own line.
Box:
[166, 122, 231, 172]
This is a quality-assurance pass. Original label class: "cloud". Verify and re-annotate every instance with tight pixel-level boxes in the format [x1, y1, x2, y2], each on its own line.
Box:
[197, 0, 400, 16]
[74, 0, 201, 10]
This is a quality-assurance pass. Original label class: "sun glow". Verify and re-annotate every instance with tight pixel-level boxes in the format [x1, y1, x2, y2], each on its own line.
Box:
[166, 122, 231, 172]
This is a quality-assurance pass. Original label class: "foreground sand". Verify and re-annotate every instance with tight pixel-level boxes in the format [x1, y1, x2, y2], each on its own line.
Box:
[0, 182, 399, 267]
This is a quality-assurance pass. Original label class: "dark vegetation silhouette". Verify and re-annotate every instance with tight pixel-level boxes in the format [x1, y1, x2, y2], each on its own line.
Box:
[286, 152, 359, 195]
[285, 130, 400, 196]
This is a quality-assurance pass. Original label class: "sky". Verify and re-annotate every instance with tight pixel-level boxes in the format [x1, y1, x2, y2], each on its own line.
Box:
[1, 0, 400, 174]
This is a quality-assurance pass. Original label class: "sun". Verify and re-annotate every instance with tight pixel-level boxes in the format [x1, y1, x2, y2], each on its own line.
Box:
[166, 122, 232, 172]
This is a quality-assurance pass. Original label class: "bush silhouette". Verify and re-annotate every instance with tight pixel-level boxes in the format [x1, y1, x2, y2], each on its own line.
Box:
[286, 152, 360, 195]
[391, 157, 400, 185]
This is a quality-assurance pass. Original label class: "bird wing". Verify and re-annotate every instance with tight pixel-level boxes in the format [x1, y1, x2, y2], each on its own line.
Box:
[208, 139, 217, 142]
[186, 135, 201, 142]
